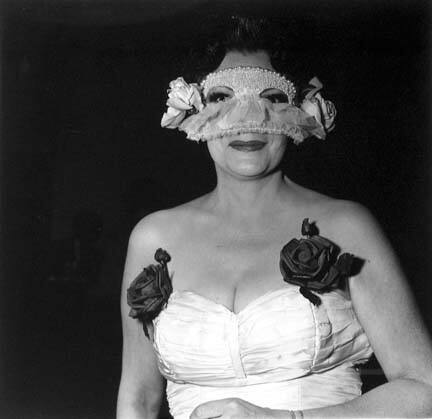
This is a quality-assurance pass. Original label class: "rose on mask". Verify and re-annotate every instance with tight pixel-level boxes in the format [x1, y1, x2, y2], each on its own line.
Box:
[167, 78, 203, 111]
[127, 248, 172, 337]
[161, 106, 186, 129]
[161, 77, 204, 129]
[300, 77, 337, 133]
[280, 218, 354, 305]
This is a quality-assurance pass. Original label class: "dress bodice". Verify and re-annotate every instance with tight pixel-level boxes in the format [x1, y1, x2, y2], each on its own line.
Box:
[152, 286, 373, 419]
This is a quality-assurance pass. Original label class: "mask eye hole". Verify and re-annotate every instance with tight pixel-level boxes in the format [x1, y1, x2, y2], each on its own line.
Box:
[260, 88, 288, 103]
[206, 87, 234, 103]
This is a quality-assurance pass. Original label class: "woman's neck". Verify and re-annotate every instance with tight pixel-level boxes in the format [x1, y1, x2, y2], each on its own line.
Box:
[208, 169, 290, 220]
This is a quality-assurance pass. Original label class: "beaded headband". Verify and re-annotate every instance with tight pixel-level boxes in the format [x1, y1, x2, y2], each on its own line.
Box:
[201, 66, 296, 105]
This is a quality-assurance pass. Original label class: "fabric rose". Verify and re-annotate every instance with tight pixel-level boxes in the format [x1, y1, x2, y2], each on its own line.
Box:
[161, 77, 204, 129]
[161, 106, 186, 129]
[127, 248, 172, 337]
[300, 77, 336, 133]
[280, 218, 354, 305]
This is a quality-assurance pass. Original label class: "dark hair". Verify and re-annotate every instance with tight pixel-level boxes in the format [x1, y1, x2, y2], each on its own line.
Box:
[182, 15, 309, 99]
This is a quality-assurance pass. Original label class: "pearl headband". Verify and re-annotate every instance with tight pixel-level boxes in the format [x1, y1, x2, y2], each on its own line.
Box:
[201, 66, 296, 105]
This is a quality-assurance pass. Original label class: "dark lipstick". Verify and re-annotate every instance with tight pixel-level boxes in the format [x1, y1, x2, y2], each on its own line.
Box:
[229, 140, 266, 152]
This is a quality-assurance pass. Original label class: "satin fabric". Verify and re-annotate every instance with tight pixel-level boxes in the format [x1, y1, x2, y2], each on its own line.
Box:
[152, 286, 372, 419]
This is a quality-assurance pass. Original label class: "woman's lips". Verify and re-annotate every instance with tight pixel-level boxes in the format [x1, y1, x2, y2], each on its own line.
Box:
[229, 140, 266, 152]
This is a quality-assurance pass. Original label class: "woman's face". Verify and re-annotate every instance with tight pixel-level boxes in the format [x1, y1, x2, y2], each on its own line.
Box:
[206, 50, 288, 180]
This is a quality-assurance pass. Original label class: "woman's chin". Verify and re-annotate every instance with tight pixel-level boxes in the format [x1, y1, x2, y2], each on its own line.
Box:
[225, 162, 271, 178]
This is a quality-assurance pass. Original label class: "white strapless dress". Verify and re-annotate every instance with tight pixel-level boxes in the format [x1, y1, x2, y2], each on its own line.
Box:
[152, 286, 373, 419]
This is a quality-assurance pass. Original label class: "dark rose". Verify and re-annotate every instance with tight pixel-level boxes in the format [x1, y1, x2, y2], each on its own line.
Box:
[127, 248, 172, 337]
[280, 219, 354, 305]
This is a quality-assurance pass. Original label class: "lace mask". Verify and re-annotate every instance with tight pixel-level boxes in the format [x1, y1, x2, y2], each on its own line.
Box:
[201, 67, 297, 105]
[161, 67, 334, 144]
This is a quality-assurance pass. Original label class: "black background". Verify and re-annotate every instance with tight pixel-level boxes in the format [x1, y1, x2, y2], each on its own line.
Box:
[1, 1, 431, 418]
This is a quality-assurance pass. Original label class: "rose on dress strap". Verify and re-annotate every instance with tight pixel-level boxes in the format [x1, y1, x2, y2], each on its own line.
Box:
[161, 77, 204, 129]
[280, 219, 354, 305]
[300, 77, 336, 134]
[127, 248, 172, 337]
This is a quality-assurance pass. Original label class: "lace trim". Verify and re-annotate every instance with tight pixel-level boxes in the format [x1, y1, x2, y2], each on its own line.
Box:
[182, 125, 322, 144]
[178, 97, 326, 144]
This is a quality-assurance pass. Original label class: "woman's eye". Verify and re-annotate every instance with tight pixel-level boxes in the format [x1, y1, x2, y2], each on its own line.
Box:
[262, 93, 289, 103]
[207, 92, 232, 103]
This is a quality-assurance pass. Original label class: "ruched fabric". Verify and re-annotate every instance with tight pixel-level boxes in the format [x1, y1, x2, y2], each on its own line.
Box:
[178, 97, 326, 143]
[152, 286, 373, 419]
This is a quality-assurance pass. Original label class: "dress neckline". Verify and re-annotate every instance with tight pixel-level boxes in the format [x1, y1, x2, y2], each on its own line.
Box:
[169, 286, 297, 316]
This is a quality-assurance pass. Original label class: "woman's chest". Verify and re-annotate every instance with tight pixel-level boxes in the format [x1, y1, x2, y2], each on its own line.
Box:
[166, 228, 291, 312]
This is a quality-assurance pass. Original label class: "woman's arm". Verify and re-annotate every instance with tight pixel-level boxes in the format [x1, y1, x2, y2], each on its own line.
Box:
[302, 203, 432, 418]
[117, 219, 165, 419]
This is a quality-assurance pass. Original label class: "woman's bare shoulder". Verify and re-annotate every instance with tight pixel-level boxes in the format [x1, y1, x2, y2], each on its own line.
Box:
[287, 182, 380, 247]
[129, 194, 212, 245]
[314, 198, 386, 256]
[288, 181, 370, 220]
[320, 198, 374, 224]
[322, 199, 378, 233]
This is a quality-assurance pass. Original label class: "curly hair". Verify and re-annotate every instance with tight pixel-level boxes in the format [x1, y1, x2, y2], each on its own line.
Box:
[180, 15, 309, 100]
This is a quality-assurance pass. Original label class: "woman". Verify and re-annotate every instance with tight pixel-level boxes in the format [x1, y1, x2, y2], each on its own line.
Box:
[117, 17, 432, 419]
